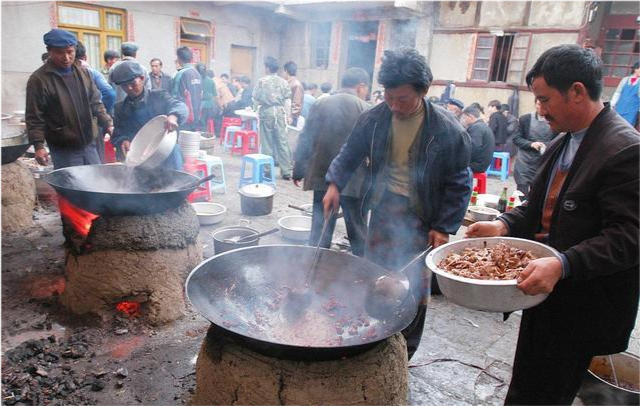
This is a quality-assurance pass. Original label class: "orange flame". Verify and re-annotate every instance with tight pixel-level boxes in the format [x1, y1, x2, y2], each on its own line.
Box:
[58, 196, 98, 237]
[116, 301, 140, 317]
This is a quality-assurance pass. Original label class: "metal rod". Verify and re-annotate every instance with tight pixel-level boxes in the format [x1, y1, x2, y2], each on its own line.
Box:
[305, 207, 335, 286]
[608, 355, 620, 387]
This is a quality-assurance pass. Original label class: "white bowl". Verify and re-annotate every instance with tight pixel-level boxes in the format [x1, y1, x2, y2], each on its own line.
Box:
[468, 206, 501, 222]
[477, 194, 499, 209]
[426, 237, 560, 312]
[278, 215, 312, 241]
[126, 115, 177, 169]
[192, 202, 226, 226]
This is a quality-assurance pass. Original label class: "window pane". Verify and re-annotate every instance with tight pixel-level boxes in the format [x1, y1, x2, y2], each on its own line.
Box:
[472, 70, 489, 81]
[181, 20, 210, 37]
[474, 59, 490, 69]
[604, 41, 617, 52]
[509, 60, 524, 72]
[507, 71, 522, 84]
[59, 6, 100, 28]
[106, 13, 122, 31]
[605, 29, 620, 40]
[602, 53, 614, 64]
[615, 54, 631, 66]
[621, 29, 636, 41]
[83, 33, 101, 70]
[476, 48, 492, 58]
[511, 48, 526, 59]
[107, 36, 122, 53]
[618, 41, 634, 52]
[613, 67, 628, 77]
[514, 35, 529, 47]
[477, 36, 494, 47]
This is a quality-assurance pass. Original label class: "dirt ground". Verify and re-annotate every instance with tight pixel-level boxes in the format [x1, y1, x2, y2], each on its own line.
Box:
[2, 141, 638, 405]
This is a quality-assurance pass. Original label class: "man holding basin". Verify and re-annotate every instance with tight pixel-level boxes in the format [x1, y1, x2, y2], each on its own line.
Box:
[467, 45, 639, 405]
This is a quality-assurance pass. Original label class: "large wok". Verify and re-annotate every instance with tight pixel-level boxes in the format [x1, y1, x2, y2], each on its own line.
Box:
[45, 164, 212, 216]
[186, 245, 427, 361]
[2, 133, 30, 165]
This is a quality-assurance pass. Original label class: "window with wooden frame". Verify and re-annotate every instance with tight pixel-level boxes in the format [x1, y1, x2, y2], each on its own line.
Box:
[470, 33, 531, 84]
[599, 15, 639, 87]
[57, 3, 126, 71]
[311, 22, 332, 69]
[180, 18, 211, 64]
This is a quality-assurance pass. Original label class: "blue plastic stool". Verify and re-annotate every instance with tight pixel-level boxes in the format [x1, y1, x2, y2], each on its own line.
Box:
[223, 125, 243, 152]
[487, 151, 510, 181]
[198, 154, 226, 194]
[239, 154, 276, 188]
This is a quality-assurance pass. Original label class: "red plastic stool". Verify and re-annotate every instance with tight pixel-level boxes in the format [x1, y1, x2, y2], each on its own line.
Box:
[230, 130, 259, 156]
[183, 158, 211, 202]
[207, 118, 215, 136]
[473, 172, 487, 194]
[104, 140, 117, 163]
[219, 117, 242, 145]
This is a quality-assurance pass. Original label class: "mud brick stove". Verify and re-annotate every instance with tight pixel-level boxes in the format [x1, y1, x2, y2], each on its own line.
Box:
[60, 200, 202, 325]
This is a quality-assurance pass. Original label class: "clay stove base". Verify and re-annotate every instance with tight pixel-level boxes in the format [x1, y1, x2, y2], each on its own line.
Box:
[62, 245, 201, 324]
[61, 202, 202, 325]
[192, 326, 409, 406]
[2, 161, 36, 232]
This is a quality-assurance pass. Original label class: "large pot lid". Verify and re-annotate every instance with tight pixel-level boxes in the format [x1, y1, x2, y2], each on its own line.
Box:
[239, 183, 275, 198]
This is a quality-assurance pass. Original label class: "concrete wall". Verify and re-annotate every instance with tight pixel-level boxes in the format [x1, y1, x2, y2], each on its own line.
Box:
[429, 33, 474, 82]
[478, 1, 527, 27]
[2, 1, 52, 112]
[437, 1, 478, 28]
[529, 1, 586, 28]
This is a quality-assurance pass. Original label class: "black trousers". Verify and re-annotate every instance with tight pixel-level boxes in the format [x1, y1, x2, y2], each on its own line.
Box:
[309, 190, 367, 257]
[505, 310, 594, 405]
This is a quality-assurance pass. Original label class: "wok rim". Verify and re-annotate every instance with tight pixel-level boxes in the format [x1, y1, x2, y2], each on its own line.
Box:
[44, 164, 201, 196]
[426, 237, 562, 286]
[185, 244, 404, 351]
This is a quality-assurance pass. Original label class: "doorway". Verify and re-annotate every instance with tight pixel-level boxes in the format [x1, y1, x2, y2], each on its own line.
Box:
[346, 21, 378, 83]
[230, 45, 256, 81]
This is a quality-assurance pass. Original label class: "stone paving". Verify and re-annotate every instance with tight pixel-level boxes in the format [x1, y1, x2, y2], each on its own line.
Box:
[2, 132, 638, 405]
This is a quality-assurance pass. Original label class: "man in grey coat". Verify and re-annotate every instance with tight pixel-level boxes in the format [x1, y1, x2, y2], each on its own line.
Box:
[292, 68, 371, 256]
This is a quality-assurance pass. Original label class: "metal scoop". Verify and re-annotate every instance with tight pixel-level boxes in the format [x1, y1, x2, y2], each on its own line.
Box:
[365, 246, 433, 320]
[223, 228, 279, 243]
[282, 208, 335, 321]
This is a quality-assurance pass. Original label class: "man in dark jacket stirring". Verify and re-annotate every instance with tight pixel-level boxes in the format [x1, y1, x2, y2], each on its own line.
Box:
[26, 29, 113, 169]
[292, 67, 372, 256]
[111, 61, 187, 170]
[467, 45, 639, 405]
[324, 48, 472, 359]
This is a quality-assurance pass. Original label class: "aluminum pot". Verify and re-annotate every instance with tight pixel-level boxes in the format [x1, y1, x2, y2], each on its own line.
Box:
[578, 352, 639, 405]
[425, 237, 561, 312]
[278, 215, 312, 242]
[125, 115, 177, 169]
[212, 225, 260, 254]
[239, 183, 274, 216]
[192, 202, 226, 226]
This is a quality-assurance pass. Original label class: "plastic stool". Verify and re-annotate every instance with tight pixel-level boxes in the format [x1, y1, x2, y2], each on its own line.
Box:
[184, 158, 211, 202]
[472, 172, 487, 194]
[207, 119, 215, 137]
[238, 154, 276, 188]
[487, 152, 510, 181]
[197, 152, 226, 194]
[220, 117, 242, 145]
[231, 130, 259, 156]
[222, 125, 243, 152]
[104, 140, 117, 163]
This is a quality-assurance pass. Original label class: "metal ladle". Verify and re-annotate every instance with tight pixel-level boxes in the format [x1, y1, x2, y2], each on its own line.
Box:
[365, 246, 433, 320]
[223, 228, 279, 243]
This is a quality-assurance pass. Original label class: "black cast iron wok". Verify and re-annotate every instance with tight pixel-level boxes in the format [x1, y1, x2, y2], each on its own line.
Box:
[45, 164, 214, 216]
[185, 245, 427, 361]
[2, 133, 30, 165]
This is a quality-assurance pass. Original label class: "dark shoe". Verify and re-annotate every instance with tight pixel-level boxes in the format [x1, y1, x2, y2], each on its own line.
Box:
[281, 174, 292, 181]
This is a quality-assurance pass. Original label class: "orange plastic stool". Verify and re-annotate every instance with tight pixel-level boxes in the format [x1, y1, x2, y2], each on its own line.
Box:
[473, 172, 487, 194]
[219, 117, 242, 145]
[230, 130, 259, 156]
[184, 158, 211, 202]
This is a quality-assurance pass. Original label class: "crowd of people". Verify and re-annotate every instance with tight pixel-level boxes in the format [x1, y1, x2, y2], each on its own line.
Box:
[25, 29, 639, 406]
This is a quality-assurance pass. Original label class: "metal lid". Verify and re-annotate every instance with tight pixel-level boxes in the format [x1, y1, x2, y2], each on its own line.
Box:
[239, 183, 275, 198]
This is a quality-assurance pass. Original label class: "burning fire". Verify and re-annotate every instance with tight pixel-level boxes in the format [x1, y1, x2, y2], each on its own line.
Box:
[116, 301, 141, 317]
[58, 196, 98, 237]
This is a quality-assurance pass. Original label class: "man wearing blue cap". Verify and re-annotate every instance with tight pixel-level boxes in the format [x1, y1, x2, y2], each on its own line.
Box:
[111, 61, 188, 170]
[25, 29, 113, 169]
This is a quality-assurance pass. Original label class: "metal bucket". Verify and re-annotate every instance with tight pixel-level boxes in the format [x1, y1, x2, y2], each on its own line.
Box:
[578, 352, 639, 405]
[212, 226, 260, 254]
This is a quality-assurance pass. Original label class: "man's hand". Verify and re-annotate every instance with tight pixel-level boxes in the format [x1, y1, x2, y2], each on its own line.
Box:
[323, 183, 340, 219]
[465, 220, 509, 238]
[35, 148, 50, 166]
[517, 257, 562, 295]
[166, 115, 179, 132]
[531, 141, 545, 151]
[121, 140, 131, 156]
[428, 230, 449, 248]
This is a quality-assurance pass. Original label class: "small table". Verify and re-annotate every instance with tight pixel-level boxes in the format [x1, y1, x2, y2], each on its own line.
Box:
[234, 109, 259, 132]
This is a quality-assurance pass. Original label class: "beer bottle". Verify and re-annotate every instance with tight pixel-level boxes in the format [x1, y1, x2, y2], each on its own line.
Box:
[497, 186, 508, 213]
